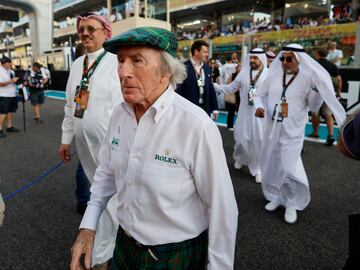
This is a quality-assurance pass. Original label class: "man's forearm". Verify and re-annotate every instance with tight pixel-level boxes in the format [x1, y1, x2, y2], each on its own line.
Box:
[0, 80, 12, 87]
[336, 76, 342, 94]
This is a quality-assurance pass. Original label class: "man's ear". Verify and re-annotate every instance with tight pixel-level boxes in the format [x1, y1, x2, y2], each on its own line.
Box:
[160, 71, 172, 84]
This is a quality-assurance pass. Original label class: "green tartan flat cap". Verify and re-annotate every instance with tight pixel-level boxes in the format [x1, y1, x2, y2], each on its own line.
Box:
[103, 27, 178, 57]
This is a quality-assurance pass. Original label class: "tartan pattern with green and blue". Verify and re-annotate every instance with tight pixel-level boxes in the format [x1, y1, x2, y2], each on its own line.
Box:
[112, 226, 208, 270]
[103, 27, 178, 57]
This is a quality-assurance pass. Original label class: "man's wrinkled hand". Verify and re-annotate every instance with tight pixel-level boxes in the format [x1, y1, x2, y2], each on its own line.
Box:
[255, 107, 265, 118]
[70, 229, 95, 270]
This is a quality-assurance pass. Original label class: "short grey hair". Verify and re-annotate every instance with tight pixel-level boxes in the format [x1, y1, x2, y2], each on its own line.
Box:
[159, 51, 187, 85]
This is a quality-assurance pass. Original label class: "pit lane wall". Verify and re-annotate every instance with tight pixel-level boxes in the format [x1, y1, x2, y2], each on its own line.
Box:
[339, 68, 360, 114]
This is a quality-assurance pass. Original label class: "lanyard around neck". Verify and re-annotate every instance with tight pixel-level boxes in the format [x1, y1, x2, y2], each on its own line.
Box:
[250, 67, 263, 87]
[281, 69, 299, 98]
[81, 51, 107, 89]
[192, 62, 203, 78]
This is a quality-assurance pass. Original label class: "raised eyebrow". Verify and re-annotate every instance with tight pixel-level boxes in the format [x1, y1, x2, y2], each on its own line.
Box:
[130, 52, 145, 59]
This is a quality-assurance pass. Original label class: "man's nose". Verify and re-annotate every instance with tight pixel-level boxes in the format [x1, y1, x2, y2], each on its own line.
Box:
[119, 60, 133, 79]
[80, 27, 91, 36]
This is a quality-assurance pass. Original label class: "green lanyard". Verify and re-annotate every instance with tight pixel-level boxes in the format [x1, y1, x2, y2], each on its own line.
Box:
[80, 50, 107, 90]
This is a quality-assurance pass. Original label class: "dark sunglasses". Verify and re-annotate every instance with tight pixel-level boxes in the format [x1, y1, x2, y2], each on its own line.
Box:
[279, 55, 293, 63]
[78, 25, 105, 34]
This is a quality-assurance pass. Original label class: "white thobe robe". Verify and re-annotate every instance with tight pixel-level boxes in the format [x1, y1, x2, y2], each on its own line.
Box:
[254, 69, 345, 210]
[215, 68, 267, 176]
[61, 48, 123, 266]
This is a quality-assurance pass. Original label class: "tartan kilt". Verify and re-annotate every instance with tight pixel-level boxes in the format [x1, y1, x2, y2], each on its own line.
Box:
[112, 226, 208, 270]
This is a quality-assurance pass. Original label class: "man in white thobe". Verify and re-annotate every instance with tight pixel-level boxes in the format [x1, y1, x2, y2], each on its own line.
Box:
[59, 13, 122, 268]
[254, 44, 346, 224]
[214, 48, 268, 183]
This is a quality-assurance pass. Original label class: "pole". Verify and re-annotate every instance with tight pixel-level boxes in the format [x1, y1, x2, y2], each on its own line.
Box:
[354, 22, 360, 68]
[167, 0, 170, 24]
[107, 0, 112, 21]
[22, 96, 26, 133]
[18, 85, 26, 133]
[145, 0, 148, 18]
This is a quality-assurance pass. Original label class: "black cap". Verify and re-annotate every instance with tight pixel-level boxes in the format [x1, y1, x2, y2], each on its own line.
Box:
[1, 56, 11, 64]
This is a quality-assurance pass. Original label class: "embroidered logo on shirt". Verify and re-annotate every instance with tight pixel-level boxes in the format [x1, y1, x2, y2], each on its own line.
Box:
[154, 154, 177, 164]
[111, 137, 119, 147]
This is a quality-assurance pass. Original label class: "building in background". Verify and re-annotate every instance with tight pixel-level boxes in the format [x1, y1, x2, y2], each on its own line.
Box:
[0, 0, 358, 70]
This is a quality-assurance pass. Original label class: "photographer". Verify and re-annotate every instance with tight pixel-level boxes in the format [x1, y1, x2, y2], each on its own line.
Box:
[26, 62, 48, 123]
[0, 56, 20, 138]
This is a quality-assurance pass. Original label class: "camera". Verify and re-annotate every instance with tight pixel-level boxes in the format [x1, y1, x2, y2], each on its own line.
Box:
[15, 77, 26, 97]
[15, 78, 24, 85]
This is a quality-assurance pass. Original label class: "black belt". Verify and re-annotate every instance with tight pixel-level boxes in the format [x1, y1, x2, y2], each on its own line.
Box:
[119, 225, 208, 253]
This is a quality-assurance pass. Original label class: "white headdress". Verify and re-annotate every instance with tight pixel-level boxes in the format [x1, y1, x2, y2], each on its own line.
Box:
[268, 43, 346, 125]
[238, 48, 268, 82]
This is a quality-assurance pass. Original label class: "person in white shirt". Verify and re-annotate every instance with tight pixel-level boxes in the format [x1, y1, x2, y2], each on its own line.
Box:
[70, 27, 238, 270]
[219, 56, 237, 85]
[40, 65, 51, 89]
[214, 48, 268, 183]
[59, 13, 122, 269]
[326, 41, 343, 67]
[254, 44, 346, 224]
[0, 56, 20, 137]
[215, 56, 236, 110]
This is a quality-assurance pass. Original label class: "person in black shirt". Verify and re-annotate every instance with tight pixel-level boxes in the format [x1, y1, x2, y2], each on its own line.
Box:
[225, 63, 241, 130]
[26, 62, 48, 123]
[310, 48, 343, 146]
[208, 57, 220, 83]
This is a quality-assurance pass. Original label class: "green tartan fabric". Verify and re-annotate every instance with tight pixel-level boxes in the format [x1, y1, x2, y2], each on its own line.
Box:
[112, 226, 208, 270]
[103, 27, 178, 57]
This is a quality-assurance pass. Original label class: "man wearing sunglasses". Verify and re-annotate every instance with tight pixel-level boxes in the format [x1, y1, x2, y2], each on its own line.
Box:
[254, 44, 346, 224]
[214, 48, 268, 184]
[59, 13, 122, 270]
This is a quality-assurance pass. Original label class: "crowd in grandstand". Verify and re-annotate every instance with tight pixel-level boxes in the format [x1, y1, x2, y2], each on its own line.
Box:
[177, 4, 357, 40]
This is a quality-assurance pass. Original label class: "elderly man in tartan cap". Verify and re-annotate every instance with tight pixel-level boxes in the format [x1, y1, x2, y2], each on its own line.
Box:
[70, 27, 238, 270]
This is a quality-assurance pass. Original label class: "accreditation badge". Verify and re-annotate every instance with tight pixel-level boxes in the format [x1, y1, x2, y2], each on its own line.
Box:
[74, 85, 86, 119]
[280, 98, 288, 118]
[197, 77, 202, 87]
[248, 86, 256, 106]
[74, 102, 85, 118]
[74, 85, 81, 103]
[272, 104, 283, 122]
[80, 89, 89, 110]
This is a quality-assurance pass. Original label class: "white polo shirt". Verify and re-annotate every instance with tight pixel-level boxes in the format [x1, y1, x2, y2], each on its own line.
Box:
[326, 49, 343, 67]
[80, 84, 238, 269]
[0, 66, 16, 97]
